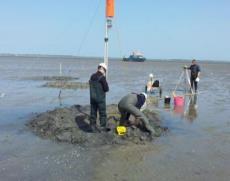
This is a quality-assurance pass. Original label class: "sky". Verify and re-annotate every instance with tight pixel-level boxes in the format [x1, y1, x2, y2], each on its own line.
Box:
[0, 0, 229, 61]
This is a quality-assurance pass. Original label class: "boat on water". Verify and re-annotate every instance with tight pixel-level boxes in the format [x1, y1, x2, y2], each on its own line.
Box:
[122, 51, 146, 62]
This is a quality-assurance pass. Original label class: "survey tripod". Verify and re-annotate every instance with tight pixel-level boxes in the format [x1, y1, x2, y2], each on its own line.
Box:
[173, 67, 194, 96]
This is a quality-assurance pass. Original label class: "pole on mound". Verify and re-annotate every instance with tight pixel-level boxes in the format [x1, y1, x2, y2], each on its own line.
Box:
[104, 0, 114, 77]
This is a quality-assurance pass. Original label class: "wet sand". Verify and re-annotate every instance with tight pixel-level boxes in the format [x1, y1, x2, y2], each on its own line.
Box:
[0, 56, 230, 181]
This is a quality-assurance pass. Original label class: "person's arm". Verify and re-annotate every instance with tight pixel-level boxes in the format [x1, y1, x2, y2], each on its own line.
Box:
[100, 76, 109, 92]
[197, 66, 201, 77]
[89, 74, 93, 83]
[146, 81, 152, 91]
[183, 65, 190, 69]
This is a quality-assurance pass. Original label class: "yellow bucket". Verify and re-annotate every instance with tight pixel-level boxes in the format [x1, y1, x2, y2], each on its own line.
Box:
[116, 126, 127, 135]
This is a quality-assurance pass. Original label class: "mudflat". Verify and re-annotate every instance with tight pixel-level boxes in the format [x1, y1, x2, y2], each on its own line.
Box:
[0, 56, 230, 181]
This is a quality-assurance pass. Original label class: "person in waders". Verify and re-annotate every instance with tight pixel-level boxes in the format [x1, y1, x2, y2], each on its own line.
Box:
[89, 63, 109, 132]
[184, 59, 201, 93]
[118, 92, 157, 136]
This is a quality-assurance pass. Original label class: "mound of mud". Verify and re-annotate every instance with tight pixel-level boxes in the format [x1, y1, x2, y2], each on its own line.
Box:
[23, 76, 79, 81]
[43, 81, 89, 89]
[27, 104, 167, 146]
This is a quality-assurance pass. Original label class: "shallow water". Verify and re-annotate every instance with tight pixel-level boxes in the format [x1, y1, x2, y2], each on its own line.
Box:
[0, 56, 230, 180]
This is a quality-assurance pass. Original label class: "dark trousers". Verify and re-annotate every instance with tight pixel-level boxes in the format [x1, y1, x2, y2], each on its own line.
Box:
[190, 77, 198, 92]
[90, 100, 107, 127]
[118, 106, 130, 126]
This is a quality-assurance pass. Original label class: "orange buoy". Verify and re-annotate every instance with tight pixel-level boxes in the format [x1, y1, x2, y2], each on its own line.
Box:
[106, 0, 114, 17]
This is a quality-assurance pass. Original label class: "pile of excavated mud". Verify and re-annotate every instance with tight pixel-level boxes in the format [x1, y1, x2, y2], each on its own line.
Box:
[27, 104, 167, 146]
[23, 76, 79, 81]
[42, 81, 89, 89]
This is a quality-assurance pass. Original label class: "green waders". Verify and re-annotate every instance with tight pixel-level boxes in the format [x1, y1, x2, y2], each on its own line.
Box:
[89, 77, 107, 127]
[118, 94, 156, 135]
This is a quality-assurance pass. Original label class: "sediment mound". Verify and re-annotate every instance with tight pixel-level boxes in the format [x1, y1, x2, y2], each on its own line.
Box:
[23, 76, 79, 81]
[42, 81, 89, 89]
[27, 104, 166, 146]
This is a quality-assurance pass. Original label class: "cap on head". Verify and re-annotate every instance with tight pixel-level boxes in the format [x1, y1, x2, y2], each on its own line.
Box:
[149, 73, 154, 78]
[98, 62, 107, 71]
[141, 92, 147, 100]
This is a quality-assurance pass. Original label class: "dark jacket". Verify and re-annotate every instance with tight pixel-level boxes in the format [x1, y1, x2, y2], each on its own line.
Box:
[135, 94, 146, 109]
[89, 71, 109, 103]
[189, 64, 200, 78]
[89, 71, 109, 92]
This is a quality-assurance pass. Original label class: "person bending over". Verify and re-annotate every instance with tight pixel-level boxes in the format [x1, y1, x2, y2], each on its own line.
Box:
[118, 92, 157, 135]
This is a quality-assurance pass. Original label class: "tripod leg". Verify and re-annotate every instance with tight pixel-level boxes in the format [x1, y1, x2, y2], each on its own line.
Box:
[185, 69, 193, 94]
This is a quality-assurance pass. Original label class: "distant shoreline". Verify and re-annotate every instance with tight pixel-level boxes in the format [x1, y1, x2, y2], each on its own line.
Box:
[0, 53, 229, 63]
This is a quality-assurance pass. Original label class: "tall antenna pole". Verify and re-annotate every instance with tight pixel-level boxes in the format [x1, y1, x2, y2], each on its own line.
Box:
[104, 19, 109, 76]
[104, 0, 114, 77]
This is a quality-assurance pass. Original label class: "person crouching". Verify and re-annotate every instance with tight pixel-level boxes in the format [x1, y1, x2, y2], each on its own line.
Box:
[118, 92, 156, 136]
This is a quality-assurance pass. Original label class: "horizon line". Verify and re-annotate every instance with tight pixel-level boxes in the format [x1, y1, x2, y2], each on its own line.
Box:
[0, 53, 229, 63]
